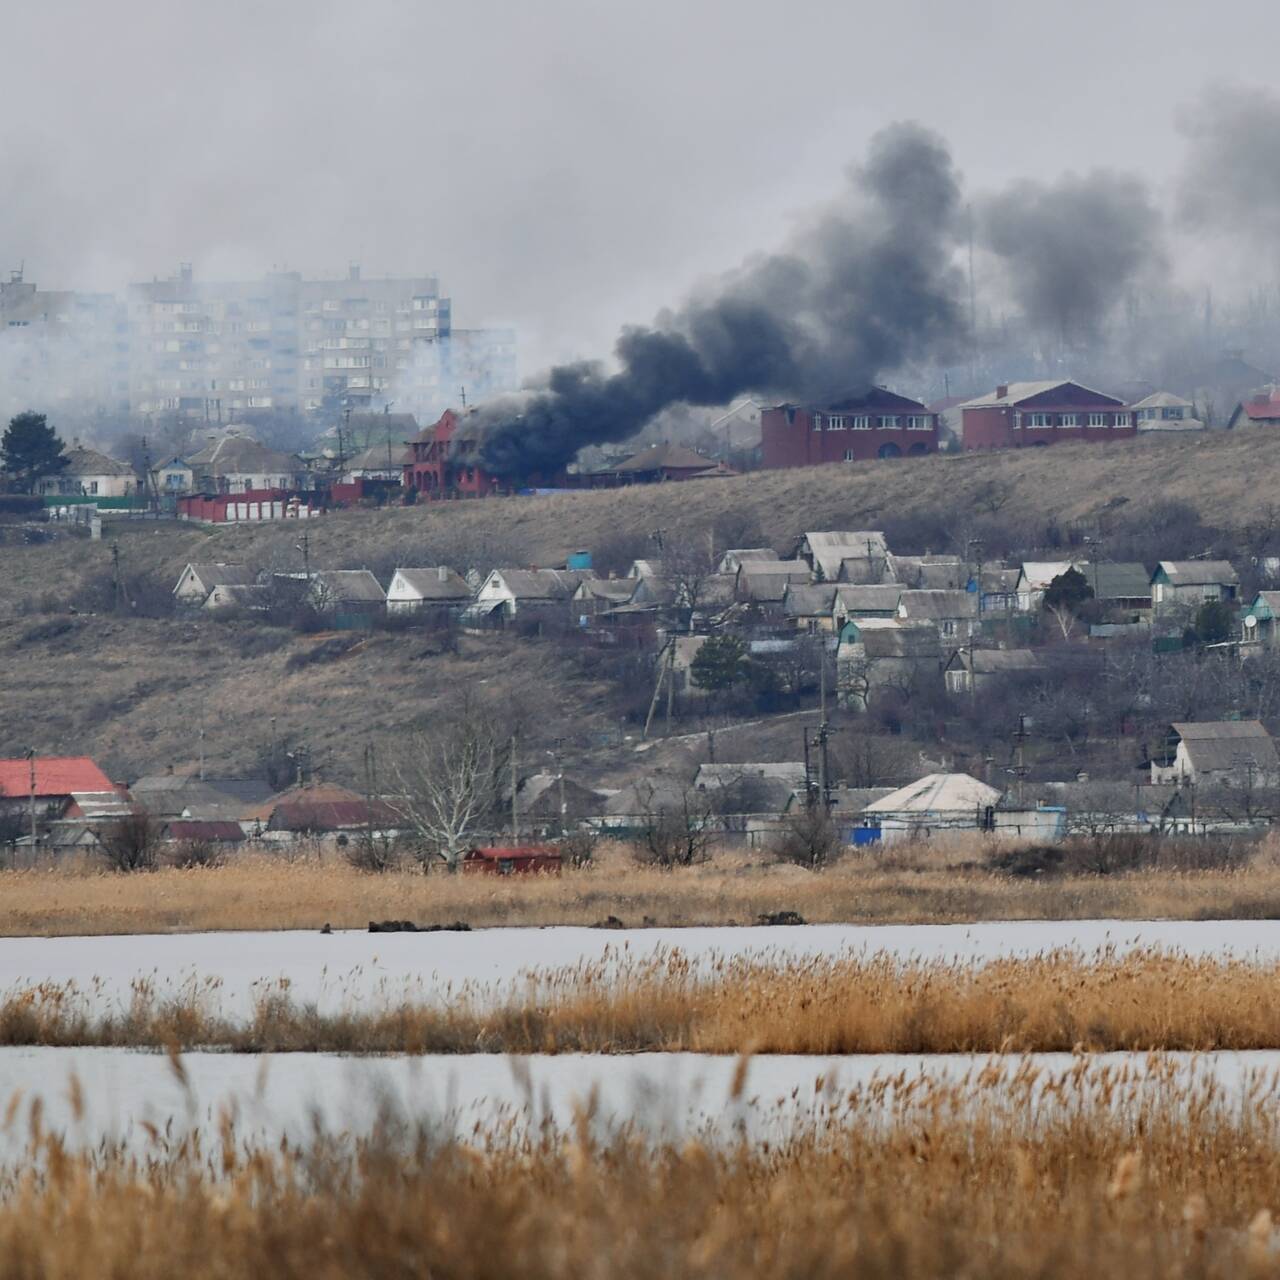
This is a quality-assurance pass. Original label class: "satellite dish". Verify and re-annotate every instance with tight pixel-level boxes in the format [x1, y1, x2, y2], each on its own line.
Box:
[1245, 615, 1258, 630]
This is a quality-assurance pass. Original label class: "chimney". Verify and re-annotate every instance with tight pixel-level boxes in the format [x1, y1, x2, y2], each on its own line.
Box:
[996, 384, 1009, 400]
[437, 565, 448, 583]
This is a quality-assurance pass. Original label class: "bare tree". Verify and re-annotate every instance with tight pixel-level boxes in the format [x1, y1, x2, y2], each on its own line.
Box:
[631, 781, 715, 868]
[98, 809, 161, 873]
[661, 527, 719, 630]
[772, 804, 842, 869]
[391, 715, 505, 871]
[1046, 602, 1080, 641]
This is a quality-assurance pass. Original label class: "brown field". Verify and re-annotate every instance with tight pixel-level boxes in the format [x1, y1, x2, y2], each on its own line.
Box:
[2, 1061, 1280, 1276]
[11, 947, 1280, 1054]
[3, 843, 1280, 938]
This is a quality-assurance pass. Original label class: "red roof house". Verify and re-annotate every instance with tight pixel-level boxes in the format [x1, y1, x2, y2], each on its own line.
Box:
[0, 757, 115, 806]
[463, 845, 562, 875]
[246, 782, 401, 833]
[959, 380, 1132, 449]
[1228, 388, 1280, 428]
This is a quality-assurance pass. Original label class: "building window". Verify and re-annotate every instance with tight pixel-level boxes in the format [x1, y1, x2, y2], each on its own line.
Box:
[1162, 407, 1183, 420]
[941, 620, 955, 637]
[1027, 413, 1051, 428]
[878, 415, 899, 428]
[88, 481, 98, 495]
[1087, 412, 1107, 426]
[1059, 413, 1078, 427]
[851, 415, 870, 430]
[1114, 413, 1129, 427]
[906, 415, 931, 430]
[827, 415, 846, 430]
[812, 414, 824, 430]
[843, 449, 856, 461]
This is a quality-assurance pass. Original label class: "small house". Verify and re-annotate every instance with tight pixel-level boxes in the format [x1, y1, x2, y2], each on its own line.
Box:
[896, 589, 978, 642]
[307, 570, 387, 626]
[173, 563, 260, 606]
[887, 554, 968, 590]
[735, 560, 811, 604]
[832, 584, 904, 626]
[1088, 563, 1154, 619]
[717, 548, 778, 574]
[1132, 391, 1204, 432]
[977, 567, 1021, 615]
[35, 444, 137, 500]
[943, 648, 1043, 695]
[0, 756, 116, 824]
[1149, 721, 1280, 788]
[836, 618, 941, 709]
[154, 457, 195, 496]
[781, 583, 841, 632]
[571, 576, 640, 621]
[467, 568, 595, 623]
[1227, 388, 1280, 429]
[1014, 561, 1081, 612]
[386, 567, 472, 615]
[860, 773, 1004, 841]
[1151, 561, 1239, 611]
[1245, 592, 1280, 647]
[797, 531, 889, 583]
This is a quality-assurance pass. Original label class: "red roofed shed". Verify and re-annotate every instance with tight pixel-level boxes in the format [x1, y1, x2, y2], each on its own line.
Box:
[463, 845, 562, 875]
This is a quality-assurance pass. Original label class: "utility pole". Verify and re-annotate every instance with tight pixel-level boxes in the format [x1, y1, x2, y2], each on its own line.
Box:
[551, 740, 567, 836]
[1012, 714, 1030, 807]
[642, 638, 675, 740]
[198, 695, 206, 780]
[364, 742, 378, 851]
[819, 638, 828, 722]
[111, 541, 123, 612]
[26, 748, 36, 848]
[510, 734, 520, 843]
[296, 530, 311, 580]
[459, 386, 467, 410]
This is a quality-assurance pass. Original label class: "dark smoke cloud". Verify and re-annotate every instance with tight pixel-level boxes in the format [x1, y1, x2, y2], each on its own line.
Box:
[1177, 85, 1280, 245]
[976, 172, 1164, 343]
[477, 122, 968, 475]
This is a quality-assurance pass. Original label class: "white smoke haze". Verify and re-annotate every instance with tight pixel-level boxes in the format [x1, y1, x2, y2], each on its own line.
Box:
[5, 0, 1280, 455]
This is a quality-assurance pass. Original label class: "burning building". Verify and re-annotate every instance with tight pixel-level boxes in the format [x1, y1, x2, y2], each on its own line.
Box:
[761, 388, 939, 469]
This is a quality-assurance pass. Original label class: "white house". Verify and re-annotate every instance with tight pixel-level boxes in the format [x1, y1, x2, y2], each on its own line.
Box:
[185, 431, 305, 493]
[386, 566, 472, 614]
[1131, 391, 1204, 432]
[467, 568, 595, 621]
[36, 444, 136, 499]
[173, 563, 260, 605]
[1014, 561, 1082, 612]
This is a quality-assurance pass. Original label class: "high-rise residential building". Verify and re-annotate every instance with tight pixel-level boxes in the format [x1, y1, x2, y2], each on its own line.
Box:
[127, 264, 452, 418]
[0, 269, 130, 420]
[394, 327, 518, 422]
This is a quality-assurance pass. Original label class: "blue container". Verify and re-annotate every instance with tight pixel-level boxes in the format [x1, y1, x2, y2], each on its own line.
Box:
[852, 825, 882, 846]
[567, 550, 593, 571]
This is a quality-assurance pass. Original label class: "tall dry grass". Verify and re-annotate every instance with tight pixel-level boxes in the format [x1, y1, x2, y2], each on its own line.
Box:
[5, 841, 1280, 936]
[2, 1058, 1280, 1275]
[13, 949, 1280, 1053]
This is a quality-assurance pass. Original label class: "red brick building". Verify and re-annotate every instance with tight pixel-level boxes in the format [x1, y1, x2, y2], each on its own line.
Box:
[403, 409, 503, 498]
[760, 388, 939, 470]
[960, 381, 1133, 450]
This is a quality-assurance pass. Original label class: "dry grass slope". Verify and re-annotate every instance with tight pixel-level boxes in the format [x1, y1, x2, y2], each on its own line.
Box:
[2, 1061, 1280, 1276]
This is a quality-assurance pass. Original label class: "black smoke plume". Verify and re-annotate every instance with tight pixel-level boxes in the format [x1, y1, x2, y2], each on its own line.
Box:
[976, 171, 1163, 345]
[477, 122, 968, 475]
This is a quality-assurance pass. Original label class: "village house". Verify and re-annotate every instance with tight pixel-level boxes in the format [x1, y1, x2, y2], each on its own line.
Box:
[836, 618, 941, 709]
[1245, 591, 1280, 648]
[245, 782, 402, 838]
[1151, 561, 1239, 611]
[959, 381, 1132, 449]
[153, 456, 195, 497]
[36, 444, 137, 500]
[1014, 561, 1083, 612]
[1227, 387, 1280, 429]
[734, 560, 811, 605]
[467, 568, 595, 623]
[129, 773, 275, 824]
[1087, 562, 1154, 620]
[340, 444, 410, 483]
[860, 773, 1064, 842]
[797, 531, 889, 583]
[896, 589, 978, 642]
[717, 548, 778, 574]
[693, 762, 808, 817]
[943, 648, 1043, 695]
[1131, 391, 1204, 432]
[173, 562, 260, 606]
[402, 408, 514, 497]
[976, 567, 1021, 615]
[507, 773, 606, 835]
[591, 441, 727, 484]
[831, 584, 905, 626]
[781, 583, 841, 632]
[570, 576, 639, 621]
[1149, 721, 1280, 788]
[386, 567, 472, 616]
[887, 554, 968, 590]
[761, 388, 939, 469]
[186, 431, 306, 493]
[306, 570, 387, 626]
[0, 756, 118, 828]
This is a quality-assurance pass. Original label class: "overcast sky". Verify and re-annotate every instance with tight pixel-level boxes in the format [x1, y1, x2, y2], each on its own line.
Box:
[3, 0, 1276, 371]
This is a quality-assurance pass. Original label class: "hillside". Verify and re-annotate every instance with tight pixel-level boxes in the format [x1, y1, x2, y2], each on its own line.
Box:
[0, 428, 1265, 783]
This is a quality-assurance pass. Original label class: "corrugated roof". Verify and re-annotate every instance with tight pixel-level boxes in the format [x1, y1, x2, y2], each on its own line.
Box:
[60, 446, 134, 477]
[392, 568, 471, 600]
[492, 568, 594, 600]
[1170, 721, 1279, 773]
[801, 531, 888, 581]
[782, 584, 840, 617]
[1156, 561, 1239, 586]
[864, 773, 1002, 814]
[1131, 391, 1194, 409]
[897, 589, 977, 620]
[1091, 562, 1152, 600]
[834, 584, 904, 613]
[0, 757, 113, 799]
[1018, 561, 1080, 589]
[181, 563, 259, 591]
[309, 570, 386, 602]
[610, 442, 714, 473]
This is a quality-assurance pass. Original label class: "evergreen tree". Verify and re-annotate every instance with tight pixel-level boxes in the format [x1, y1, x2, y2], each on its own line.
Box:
[0, 412, 67, 494]
[690, 634, 749, 692]
[1043, 566, 1094, 614]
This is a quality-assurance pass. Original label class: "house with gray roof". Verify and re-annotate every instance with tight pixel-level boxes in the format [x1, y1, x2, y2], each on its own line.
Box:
[36, 444, 137, 500]
[1150, 721, 1280, 788]
[1151, 561, 1239, 612]
[896, 589, 978, 642]
[468, 568, 595, 622]
[735, 560, 811, 604]
[797, 531, 889, 582]
[173, 562, 261, 605]
[386, 567, 472, 615]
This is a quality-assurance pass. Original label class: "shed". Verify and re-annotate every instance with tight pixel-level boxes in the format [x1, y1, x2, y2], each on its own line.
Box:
[463, 845, 562, 875]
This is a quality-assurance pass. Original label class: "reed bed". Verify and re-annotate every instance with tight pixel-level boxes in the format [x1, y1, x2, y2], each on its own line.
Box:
[2, 1058, 1280, 1276]
[13, 948, 1280, 1053]
[6, 844, 1280, 936]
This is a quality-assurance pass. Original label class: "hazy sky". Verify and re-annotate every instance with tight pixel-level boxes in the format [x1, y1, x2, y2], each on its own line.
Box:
[3, 0, 1277, 371]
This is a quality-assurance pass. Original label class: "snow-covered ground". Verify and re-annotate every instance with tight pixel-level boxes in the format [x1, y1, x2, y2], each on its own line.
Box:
[0, 1047, 1275, 1157]
[0, 920, 1276, 1018]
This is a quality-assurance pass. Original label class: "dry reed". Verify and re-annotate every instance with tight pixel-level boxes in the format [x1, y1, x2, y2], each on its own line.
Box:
[0, 1059, 1279, 1276]
[12, 948, 1280, 1053]
[4, 843, 1280, 936]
